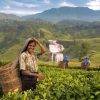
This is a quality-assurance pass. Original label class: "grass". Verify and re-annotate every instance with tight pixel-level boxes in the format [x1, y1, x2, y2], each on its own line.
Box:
[0, 44, 21, 62]
[91, 52, 100, 67]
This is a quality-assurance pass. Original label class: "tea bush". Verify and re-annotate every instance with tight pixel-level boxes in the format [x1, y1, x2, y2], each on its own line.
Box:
[0, 65, 100, 100]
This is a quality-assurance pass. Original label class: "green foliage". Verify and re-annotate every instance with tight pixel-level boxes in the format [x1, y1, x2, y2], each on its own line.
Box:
[0, 19, 100, 59]
[79, 41, 90, 60]
[0, 65, 100, 100]
[0, 60, 9, 66]
[61, 40, 89, 60]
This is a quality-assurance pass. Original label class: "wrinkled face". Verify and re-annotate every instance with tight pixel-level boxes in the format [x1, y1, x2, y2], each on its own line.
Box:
[27, 42, 36, 54]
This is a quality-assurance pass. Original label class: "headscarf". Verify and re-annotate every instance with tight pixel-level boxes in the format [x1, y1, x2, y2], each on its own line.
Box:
[21, 37, 37, 53]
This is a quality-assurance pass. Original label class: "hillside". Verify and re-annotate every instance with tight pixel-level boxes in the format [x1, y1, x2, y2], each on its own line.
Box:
[0, 2, 100, 99]
[0, 19, 68, 59]
[0, 17, 100, 65]
[56, 20, 100, 38]
[0, 13, 21, 20]
[23, 7, 100, 23]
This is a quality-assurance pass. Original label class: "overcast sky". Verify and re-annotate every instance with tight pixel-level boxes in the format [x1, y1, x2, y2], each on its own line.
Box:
[0, 0, 100, 16]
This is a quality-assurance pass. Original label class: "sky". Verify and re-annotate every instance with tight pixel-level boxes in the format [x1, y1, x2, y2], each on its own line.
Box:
[0, 0, 100, 16]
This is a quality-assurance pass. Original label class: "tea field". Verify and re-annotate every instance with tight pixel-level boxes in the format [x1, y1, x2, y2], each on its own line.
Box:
[0, 64, 100, 100]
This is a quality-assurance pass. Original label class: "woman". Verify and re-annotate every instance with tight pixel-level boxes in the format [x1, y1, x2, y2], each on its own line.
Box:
[63, 54, 69, 68]
[19, 37, 46, 91]
[81, 56, 90, 70]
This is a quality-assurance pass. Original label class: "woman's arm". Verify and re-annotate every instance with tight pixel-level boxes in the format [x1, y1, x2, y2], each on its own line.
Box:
[21, 70, 45, 80]
[33, 38, 46, 54]
[21, 70, 38, 77]
[38, 42, 46, 54]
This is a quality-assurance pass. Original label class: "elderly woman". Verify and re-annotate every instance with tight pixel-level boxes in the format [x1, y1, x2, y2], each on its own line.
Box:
[19, 37, 46, 91]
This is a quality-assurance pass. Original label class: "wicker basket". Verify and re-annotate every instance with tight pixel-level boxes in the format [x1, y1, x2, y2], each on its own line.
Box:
[58, 61, 64, 69]
[0, 62, 22, 94]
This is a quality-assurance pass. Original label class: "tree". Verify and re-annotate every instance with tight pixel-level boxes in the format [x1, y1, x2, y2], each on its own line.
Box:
[79, 41, 90, 60]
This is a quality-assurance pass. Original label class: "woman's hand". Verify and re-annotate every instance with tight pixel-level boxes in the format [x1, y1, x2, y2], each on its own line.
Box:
[33, 38, 46, 54]
[37, 72, 45, 80]
[33, 38, 40, 45]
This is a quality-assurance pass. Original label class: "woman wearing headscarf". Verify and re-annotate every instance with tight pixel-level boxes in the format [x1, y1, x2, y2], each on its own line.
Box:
[19, 37, 46, 91]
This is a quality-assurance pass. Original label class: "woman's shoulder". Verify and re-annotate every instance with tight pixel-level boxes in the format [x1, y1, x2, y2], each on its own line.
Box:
[20, 52, 27, 57]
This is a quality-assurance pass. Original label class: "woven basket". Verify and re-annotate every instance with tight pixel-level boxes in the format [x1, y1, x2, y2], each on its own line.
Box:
[0, 61, 22, 94]
[58, 61, 64, 69]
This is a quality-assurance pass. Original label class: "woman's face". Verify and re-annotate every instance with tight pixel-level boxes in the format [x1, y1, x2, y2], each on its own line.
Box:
[27, 42, 36, 54]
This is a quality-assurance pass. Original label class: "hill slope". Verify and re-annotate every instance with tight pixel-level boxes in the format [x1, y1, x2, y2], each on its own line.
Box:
[0, 13, 20, 20]
[23, 7, 100, 23]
